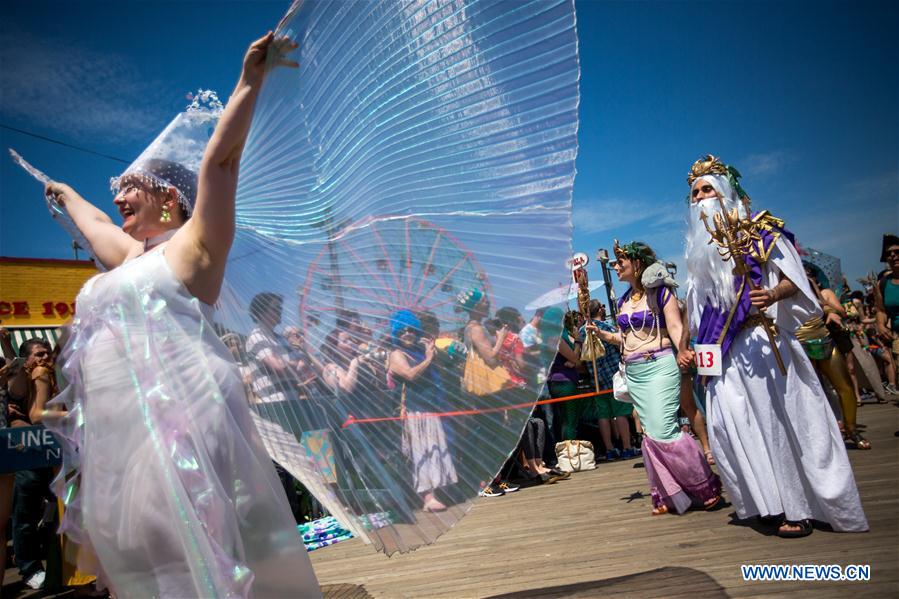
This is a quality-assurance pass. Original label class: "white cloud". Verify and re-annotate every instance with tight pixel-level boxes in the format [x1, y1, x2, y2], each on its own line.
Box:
[739, 150, 795, 178]
[574, 197, 684, 234]
[842, 171, 899, 198]
[0, 31, 169, 142]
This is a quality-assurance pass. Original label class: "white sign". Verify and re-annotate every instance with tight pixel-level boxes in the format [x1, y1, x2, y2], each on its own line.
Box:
[694, 344, 722, 376]
[567, 252, 589, 270]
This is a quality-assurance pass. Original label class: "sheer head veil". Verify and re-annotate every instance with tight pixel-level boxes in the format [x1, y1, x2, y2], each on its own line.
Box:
[110, 90, 223, 217]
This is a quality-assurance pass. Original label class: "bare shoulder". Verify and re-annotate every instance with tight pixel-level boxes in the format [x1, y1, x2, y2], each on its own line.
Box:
[163, 224, 223, 305]
[390, 348, 410, 364]
[122, 244, 144, 264]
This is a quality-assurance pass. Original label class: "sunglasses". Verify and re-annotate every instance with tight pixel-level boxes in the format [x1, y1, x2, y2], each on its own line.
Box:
[691, 184, 715, 199]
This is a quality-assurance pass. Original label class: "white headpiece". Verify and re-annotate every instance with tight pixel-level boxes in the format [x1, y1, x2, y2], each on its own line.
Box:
[110, 90, 223, 217]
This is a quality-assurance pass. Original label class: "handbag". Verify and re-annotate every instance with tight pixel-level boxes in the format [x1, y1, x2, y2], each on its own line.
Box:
[554, 440, 595, 472]
[462, 350, 511, 396]
[580, 330, 606, 362]
[613, 363, 631, 404]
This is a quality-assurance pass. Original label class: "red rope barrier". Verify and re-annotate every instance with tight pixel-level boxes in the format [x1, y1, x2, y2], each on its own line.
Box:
[341, 387, 615, 428]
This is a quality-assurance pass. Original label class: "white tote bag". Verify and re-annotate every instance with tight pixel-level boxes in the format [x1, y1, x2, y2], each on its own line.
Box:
[554, 440, 596, 472]
[613, 363, 631, 404]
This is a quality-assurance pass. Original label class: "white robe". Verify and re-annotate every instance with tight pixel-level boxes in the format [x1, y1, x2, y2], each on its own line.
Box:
[693, 236, 868, 531]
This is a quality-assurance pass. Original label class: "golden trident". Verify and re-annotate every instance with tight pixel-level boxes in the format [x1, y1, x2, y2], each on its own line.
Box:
[699, 194, 787, 375]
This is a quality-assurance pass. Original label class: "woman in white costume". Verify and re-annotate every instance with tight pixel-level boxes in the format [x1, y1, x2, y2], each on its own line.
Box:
[682, 155, 868, 538]
[41, 33, 322, 597]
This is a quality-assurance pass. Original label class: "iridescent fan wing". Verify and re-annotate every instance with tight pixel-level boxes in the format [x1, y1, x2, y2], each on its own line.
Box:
[8, 149, 107, 272]
[802, 247, 844, 293]
[211, 0, 580, 555]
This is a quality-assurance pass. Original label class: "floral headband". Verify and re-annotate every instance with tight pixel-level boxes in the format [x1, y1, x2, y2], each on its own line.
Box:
[613, 239, 656, 266]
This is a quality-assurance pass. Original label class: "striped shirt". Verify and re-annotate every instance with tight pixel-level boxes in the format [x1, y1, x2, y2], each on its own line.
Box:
[246, 326, 295, 403]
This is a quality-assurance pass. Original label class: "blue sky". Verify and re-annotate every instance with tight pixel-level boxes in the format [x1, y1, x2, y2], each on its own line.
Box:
[1, 0, 896, 302]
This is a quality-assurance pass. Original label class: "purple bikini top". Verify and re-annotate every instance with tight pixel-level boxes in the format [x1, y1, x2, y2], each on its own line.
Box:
[617, 287, 672, 331]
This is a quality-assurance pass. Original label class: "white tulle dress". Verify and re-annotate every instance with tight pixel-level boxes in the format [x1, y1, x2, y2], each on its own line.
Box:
[47, 246, 321, 598]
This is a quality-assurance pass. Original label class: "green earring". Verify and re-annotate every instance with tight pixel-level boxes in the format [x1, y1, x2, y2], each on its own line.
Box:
[160, 207, 172, 223]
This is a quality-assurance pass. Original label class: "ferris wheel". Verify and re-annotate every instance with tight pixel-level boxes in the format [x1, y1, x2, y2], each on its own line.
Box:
[299, 216, 493, 339]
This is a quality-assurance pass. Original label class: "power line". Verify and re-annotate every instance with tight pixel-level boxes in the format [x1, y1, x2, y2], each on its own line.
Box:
[0, 123, 129, 164]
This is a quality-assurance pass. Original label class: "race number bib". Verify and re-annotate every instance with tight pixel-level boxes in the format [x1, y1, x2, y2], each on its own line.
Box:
[694, 344, 722, 376]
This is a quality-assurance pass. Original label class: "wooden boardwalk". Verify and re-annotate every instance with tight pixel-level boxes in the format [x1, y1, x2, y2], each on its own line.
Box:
[4, 404, 896, 598]
[311, 402, 899, 599]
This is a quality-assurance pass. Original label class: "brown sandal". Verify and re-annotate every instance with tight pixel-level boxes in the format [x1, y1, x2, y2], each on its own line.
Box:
[777, 519, 813, 538]
[651, 504, 669, 516]
[703, 495, 723, 510]
[844, 430, 871, 450]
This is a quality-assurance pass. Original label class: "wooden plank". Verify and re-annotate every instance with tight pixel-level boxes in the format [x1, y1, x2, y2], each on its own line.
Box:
[310, 403, 899, 598]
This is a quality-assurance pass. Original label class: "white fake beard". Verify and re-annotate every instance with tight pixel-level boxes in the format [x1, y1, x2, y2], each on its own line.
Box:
[684, 197, 740, 311]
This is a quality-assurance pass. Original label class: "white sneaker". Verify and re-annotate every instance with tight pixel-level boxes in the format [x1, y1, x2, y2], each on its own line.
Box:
[24, 570, 46, 590]
[478, 485, 505, 498]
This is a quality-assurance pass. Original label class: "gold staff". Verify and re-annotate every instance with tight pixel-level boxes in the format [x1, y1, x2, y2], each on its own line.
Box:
[699, 194, 787, 375]
[571, 258, 604, 393]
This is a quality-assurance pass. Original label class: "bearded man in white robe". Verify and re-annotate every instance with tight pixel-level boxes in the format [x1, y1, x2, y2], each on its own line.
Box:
[680, 155, 867, 537]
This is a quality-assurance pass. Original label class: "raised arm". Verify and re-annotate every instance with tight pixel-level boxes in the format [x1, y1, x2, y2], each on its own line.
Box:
[556, 334, 580, 363]
[468, 323, 508, 367]
[168, 33, 298, 304]
[323, 358, 361, 394]
[43, 181, 139, 269]
[28, 366, 60, 424]
[388, 343, 435, 382]
[0, 328, 16, 361]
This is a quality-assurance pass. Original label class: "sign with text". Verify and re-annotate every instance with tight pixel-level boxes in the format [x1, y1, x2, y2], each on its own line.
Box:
[566, 252, 589, 271]
[0, 257, 97, 326]
[695, 344, 723, 377]
[1, 425, 63, 473]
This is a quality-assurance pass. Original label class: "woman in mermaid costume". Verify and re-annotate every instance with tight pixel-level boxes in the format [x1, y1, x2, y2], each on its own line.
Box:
[591, 241, 721, 515]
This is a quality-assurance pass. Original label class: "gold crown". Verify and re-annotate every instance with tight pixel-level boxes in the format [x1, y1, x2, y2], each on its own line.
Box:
[687, 154, 728, 185]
